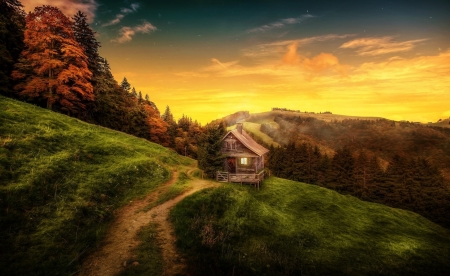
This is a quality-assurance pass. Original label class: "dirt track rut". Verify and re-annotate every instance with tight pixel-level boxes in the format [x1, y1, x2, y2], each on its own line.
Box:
[80, 171, 218, 276]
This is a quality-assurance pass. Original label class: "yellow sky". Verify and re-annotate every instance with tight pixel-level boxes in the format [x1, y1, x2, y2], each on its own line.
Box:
[107, 40, 450, 124]
[21, 1, 449, 125]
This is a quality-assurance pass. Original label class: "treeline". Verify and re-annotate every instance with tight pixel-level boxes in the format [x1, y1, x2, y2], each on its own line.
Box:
[0, 1, 207, 157]
[268, 143, 450, 229]
[262, 114, 450, 173]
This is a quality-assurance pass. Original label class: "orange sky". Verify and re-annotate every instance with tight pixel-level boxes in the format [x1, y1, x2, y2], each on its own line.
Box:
[21, 0, 450, 124]
[105, 39, 450, 124]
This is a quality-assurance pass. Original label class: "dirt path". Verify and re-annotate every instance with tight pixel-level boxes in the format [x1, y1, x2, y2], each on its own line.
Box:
[149, 178, 219, 275]
[80, 170, 219, 276]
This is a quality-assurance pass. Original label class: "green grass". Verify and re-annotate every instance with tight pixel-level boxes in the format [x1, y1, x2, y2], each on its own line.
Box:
[0, 96, 192, 276]
[170, 177, 450, 276]
[119, 223, 163, 276]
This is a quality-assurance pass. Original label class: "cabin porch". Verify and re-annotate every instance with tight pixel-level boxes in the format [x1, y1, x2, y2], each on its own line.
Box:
[216, 170, 265, 189]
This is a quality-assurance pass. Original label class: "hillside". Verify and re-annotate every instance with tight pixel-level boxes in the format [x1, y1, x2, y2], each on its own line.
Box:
[222, 110, 450, 229]
[171, 178, 450, 276]
[0, 95, 192, 275]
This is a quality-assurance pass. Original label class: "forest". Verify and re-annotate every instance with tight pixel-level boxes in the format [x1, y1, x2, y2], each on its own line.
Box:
[0, 1, 214, 161]
[262, 115, 450, 229]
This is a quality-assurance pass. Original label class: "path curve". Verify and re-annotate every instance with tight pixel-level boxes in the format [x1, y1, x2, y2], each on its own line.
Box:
[149, 178, 219, 275]
[80, 171, 219, 276]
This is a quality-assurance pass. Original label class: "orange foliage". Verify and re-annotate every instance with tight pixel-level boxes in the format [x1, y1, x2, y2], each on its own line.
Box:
[143, 103, 170, 146]
[12, 5, 93, 115]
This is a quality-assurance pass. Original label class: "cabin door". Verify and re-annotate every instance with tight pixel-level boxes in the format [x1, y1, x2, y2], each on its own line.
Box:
[227, 158, 236, 173]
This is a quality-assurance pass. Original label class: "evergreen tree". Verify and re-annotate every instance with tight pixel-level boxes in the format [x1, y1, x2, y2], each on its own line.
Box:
[316, 153, 331, 186]
[72, 11, 100, 76]
[120, 77, 131, 93]
[162, 105, 177, 147]
[131, 87, 137, 98]
[198, 121, 226, 179]
[11, 5, 93, 115]
[330, 146, 355, 193]
[0, 0, 25, 95]
[178, 114, 192, 132]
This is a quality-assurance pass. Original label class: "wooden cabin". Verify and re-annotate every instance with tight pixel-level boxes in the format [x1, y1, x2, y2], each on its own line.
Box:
[216, 123, 269, 189]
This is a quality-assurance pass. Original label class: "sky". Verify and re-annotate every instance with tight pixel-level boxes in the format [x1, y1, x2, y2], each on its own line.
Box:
[21, 0, 450, 124]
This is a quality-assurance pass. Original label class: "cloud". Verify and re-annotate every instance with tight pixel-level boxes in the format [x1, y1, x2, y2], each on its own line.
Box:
[203, 58, 240, 72]
[280, 42, 349, 77]
[111, 21, 157, 43]
[103, 2, 140, 26]
[242, 34, 354, 58]
[248, 14, 314, 33]
[21, 0, 98, 22]
[340, 36, 428, 56]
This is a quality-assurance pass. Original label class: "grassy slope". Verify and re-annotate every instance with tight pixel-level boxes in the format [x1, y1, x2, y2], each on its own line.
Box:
[171, 177, 450, 276]
[0, 96, 192, 276]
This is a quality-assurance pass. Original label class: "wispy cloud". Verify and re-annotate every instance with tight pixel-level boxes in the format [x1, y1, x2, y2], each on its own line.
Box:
[21, 0, 98, 22]
[111, 21, 157, 43]
[203, 58, 240, 72]
[242, 34, 354, 58]
[248, 14, 314, 33]
[340, 36, 428, 56]
[103, 2, 140, 26]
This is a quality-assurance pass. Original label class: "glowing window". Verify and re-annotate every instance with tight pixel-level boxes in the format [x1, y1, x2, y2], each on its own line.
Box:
[240, 158, 248, 165]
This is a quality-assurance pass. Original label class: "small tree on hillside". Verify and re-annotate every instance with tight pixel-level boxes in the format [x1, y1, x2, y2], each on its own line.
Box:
[198, 121, 226, 179]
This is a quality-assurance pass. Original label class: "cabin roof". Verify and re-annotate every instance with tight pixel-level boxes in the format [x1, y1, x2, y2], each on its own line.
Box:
[222, 129, 269, 156]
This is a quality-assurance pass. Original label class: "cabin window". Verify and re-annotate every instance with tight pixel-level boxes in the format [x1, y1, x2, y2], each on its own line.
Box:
[226, 140, 236, 150]
[240, 158, 248, 165]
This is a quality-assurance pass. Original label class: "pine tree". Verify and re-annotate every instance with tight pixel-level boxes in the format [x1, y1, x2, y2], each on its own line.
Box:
[330, 146, 355, 193]
[11, 5, 93, 115]
[72, 11, 100, 76]
[131, 87, 137, 98]
[0, 0, 25, 95]
[162, 105, 177, 147]
[198, 121, 227, 179]
[120, 77, 131, 93]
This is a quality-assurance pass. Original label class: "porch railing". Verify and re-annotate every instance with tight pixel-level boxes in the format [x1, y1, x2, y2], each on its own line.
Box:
[216, 171, 229, 182]
[216, 170, 265, 184]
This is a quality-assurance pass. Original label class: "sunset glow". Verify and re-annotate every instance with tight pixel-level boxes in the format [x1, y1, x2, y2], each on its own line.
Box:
[22, 0, 450, 124]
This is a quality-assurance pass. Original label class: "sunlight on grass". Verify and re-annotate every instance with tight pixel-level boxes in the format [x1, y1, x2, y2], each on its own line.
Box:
[0, 96, 192, 276]
[171, 177, 450, 275]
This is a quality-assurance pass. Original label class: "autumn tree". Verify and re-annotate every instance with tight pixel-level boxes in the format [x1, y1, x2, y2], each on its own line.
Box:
[12, 5, 93, 115]
[0, 0, 25, 95]
[144, 103, 170, 146]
